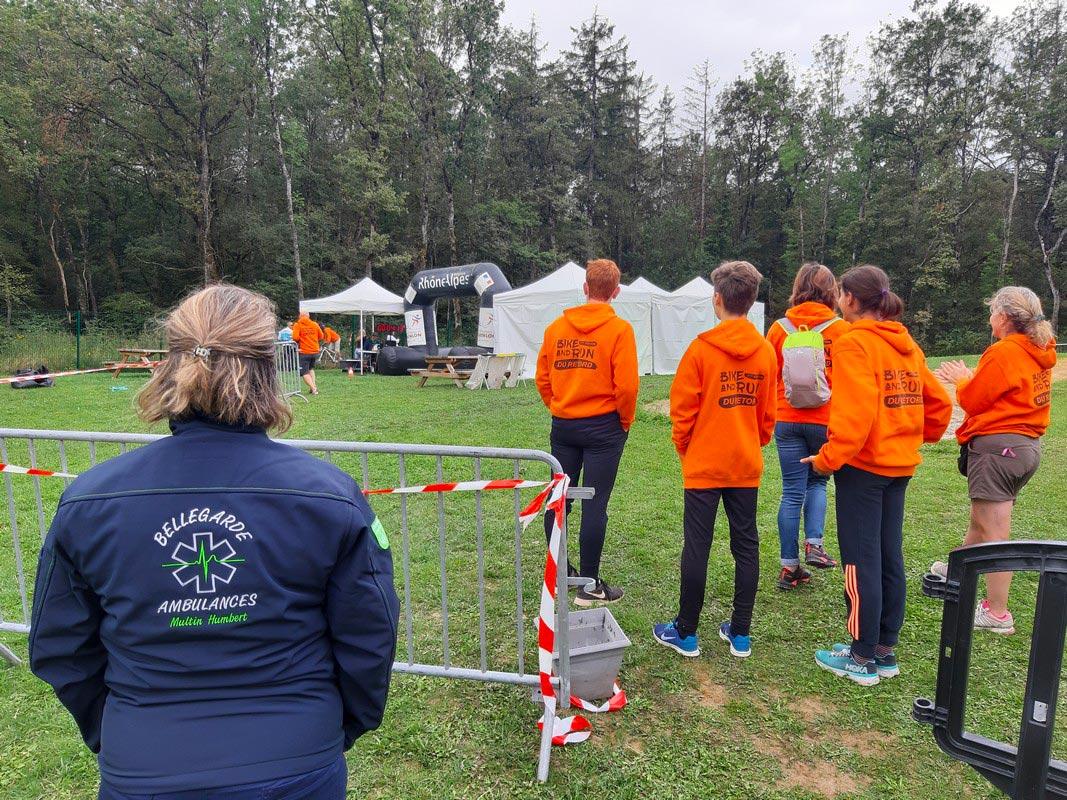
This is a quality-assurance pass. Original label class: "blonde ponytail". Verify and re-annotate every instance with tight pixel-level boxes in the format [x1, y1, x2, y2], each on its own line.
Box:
[138, 284, 292, 432]
[988, 286, 1055, 348]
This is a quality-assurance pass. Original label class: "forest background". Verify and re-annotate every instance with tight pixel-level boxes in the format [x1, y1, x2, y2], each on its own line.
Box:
[0, 0, 1063, 356]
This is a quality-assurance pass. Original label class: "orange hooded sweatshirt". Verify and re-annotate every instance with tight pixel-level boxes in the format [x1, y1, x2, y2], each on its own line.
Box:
[536, 303, 639, 430]
[953, 333, 1057, 443]
[766, 302, 850, 425]
[670, 318, 777, 489]
[812, 320, 952, 477]
[322, 325, 341, 344]
[291, 317, 324, 355]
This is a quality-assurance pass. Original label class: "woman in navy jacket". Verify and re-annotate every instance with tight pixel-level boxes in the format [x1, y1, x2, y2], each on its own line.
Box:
[30, 285, 399, 799]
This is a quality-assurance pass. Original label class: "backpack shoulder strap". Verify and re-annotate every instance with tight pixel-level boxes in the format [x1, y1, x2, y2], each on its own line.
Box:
[776, 318, 797, 334]
[812, 317, 840, 333]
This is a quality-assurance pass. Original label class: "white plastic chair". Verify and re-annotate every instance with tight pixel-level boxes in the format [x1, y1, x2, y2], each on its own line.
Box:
[504, 353, 527, 388]
[465, 355, 491, 390]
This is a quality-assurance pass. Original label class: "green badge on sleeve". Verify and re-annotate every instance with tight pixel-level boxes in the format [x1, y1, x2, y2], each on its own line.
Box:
[371, 517, 390, 550]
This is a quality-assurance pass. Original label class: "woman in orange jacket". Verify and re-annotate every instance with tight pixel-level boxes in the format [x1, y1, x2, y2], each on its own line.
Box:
[802, 265, 952, 686]
[766, 263, 850, 588]
[932, 286, 1056, 634]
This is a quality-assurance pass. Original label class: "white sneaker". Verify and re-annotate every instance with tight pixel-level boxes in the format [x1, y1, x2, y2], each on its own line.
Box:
[930, 561, 948, 579]
[974, 599, 1015, 635]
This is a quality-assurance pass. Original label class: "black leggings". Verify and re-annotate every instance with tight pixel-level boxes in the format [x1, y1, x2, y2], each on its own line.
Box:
[833, 464, 910, 659]
[543, 413, 628, 580]
[676, 487, 759, 638]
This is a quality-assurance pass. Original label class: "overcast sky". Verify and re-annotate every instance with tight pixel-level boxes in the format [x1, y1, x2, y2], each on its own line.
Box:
[499, 0, 1026, 97]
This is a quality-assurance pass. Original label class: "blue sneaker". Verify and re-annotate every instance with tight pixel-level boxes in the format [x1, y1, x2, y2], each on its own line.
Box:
[652, 621, 700, 657]
[831, 643, 899, 678]
[815, 646, 879, 686]
[718, 621, 751, 658]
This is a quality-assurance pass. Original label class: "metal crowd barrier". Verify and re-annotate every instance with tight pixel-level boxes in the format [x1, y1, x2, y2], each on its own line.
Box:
[274, 340, 307, 403]
[0, 428, 591, 782]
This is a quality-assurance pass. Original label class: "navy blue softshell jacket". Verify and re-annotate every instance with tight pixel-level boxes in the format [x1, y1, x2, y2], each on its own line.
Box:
[29, 417, 400, 794]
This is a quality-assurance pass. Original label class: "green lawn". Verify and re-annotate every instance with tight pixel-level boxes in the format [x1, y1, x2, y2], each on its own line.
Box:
[1, 365, 1064, 799]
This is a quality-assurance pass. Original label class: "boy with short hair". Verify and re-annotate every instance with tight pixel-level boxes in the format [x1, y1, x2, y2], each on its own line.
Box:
[653, 261, 777, 657]
[537, 258, 639, 606]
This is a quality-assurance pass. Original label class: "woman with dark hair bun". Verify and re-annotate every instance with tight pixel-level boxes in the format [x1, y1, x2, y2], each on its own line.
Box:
[802, 265, 952, 686]
[932, 286, 1056, 634]
[766, 263, 850, 589]
[30, 285, 399, 799]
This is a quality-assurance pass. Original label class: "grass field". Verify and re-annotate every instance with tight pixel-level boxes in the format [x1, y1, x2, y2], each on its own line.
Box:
[1, 363, 1064, 799]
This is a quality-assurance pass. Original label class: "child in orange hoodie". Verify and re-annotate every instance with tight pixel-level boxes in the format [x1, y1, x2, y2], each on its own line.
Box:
[803, 265, 952, 685]
[766, 263, 850, 588]
[653, 261, 776, 658]
[932, 286, 1057, 634]
[536, 259, 639, 606]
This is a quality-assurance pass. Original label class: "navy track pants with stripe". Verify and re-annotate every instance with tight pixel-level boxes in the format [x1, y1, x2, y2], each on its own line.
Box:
[833, 464, 910, 660]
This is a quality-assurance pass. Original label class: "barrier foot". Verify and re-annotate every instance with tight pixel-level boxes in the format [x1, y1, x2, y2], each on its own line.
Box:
[0, 642, 22, 667]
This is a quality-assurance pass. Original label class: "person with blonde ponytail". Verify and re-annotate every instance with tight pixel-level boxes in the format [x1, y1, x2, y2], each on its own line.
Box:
[30, 285, 399, 800]
[932, 286, 1057, 634]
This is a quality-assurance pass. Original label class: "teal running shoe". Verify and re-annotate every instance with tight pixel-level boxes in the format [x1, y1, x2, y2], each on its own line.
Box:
[831, 643, 899, 678]
[815, 646, 879, 686]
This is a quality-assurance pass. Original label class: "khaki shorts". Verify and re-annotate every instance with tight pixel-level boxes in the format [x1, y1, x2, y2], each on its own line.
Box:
[966, 433, 1041, 502]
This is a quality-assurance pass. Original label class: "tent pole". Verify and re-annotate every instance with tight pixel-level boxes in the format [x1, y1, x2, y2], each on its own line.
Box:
[360, 309, 365, 374]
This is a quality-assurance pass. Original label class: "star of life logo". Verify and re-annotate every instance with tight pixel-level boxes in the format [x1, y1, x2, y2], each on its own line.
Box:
[162, 531, 245, 594]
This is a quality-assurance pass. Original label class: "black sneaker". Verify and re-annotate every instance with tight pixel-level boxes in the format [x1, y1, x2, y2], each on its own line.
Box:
[776, 565, 812, 590]
[575, 580, 624, 607]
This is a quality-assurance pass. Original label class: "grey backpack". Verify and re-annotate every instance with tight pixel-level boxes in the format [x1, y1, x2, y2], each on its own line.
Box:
[777, 318, 837, 408]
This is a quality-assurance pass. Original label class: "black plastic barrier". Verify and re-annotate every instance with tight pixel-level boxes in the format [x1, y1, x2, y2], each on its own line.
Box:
[915, 541, 1067, 799]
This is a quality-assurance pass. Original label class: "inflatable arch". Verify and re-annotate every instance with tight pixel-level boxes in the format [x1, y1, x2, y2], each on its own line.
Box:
[402, 262, 511, 353]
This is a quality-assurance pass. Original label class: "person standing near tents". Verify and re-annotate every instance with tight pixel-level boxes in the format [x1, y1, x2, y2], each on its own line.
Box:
[536, 258, 639, 606]
[323, 324, 341, 354]
[766, 263, 850, 589]
[291, 311, 325, 395]
[931, 286, 1056, 634]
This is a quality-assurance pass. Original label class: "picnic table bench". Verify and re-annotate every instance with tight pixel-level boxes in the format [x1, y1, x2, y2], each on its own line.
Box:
[409, 355, 475, 388]
[106, 348, 168, 377]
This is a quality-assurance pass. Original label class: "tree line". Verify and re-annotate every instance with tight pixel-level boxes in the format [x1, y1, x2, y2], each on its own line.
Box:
[0, 0, 1063, 354]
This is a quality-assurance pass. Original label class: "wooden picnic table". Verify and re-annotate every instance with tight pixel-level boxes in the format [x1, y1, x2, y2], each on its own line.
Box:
[108, 348, 168, 377]
[409, 355, 474, 388]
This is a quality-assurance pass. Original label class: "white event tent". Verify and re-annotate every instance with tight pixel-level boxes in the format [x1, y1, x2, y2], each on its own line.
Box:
[494, 264, 765, 377]
[299, 276, 405, 316]
[299, 277, 406, 373]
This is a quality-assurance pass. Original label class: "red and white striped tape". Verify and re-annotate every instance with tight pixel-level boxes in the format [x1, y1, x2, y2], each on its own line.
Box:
[0, 463, 78, 479]
[1, 462, 626, 744]
[527, 473, 626, 746]
[365, 478, 548, 496]
[0, 468, 548, 496]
